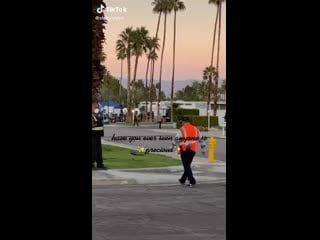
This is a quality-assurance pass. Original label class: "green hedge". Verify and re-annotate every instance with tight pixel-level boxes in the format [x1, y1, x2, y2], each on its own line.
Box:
[176, 116, 218, 129]
[176, 120, 183, 129]
[173, 109, 199, 122]
[192, 116, 218, 127]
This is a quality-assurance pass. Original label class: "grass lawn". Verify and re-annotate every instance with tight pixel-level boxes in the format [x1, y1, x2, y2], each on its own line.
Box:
[102, 145, 181, 169]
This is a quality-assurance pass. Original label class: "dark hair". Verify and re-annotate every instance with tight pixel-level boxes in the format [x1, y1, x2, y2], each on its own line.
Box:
[182, 116, 191, 122]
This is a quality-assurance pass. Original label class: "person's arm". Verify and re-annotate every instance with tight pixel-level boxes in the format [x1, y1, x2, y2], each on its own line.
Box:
[172, 130, 182, 149]
[198, 129, 207, 155]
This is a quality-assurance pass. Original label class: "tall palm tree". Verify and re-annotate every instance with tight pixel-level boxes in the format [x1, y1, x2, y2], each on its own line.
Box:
[170, 0, 186, 123]
[116, 27, 133, 121]
[208, 0, 219, 115]
[151, 0, 166, 121]
[130, 27, 150, 112]
[203, 66, 217, 116]
[156, 0, 174, 119]
[208, 0, 225, 117]
[203, 66, 217, 82]
[148, 50, 159, 120]
[92, 0, 107, 103]
[151, 0, 164, 38]
[116, 50, 126, 105]
[145, 37, 160, 115]
[215, 1, 224, 106]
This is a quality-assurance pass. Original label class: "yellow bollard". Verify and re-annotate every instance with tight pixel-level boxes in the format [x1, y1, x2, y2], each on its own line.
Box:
[208, 138, 217, 163]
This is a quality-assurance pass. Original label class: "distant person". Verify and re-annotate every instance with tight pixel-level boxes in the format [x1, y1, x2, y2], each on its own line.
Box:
[119, 109, 123, 122]
[158, 115, 162, 129]
[92, 102, 107, 170]
[172, 116, 206, 187]
[133, 110, 139, 127]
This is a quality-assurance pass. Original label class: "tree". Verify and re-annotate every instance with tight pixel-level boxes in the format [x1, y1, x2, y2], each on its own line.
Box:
[220, 79, 226, 93]
[133, 79, 147, 106]
[152, 0, 164, 39]
[101, 72, 127, 103]
[170, 0, 186, 123]
[92, 0, 107, 103]
[148, 46, 159, 119]
[156, 0, 174, 119]
[203, 66, 219, 115]
[151, 0, 168, 121]
[208, 0, 225, 116]
[116, 50, 126, 105]
[219, 79, 226, 101]
[145, 37, 160, 116]
[174, 81, 208, 101]
[116, 27, 134, 121]
[155, 82, 167, 101]
[130, 27, 150, 111]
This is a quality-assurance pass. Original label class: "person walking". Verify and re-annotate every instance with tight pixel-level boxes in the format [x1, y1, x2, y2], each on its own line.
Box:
[172, 116, 206, 187]
[92, 102, 107, 170]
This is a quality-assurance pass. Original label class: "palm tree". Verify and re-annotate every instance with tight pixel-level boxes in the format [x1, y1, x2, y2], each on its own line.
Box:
[116, 27, 133, 121]
[148, 50, 159, 120]
[92, 0, 107, 103]
[215, 1, 224, 107]
[151, 0, 167, 121]
[203, 66, 218, 115]
[208, 0, 225, 117]
[203, 66, 217, 82]
[145, 37, 160, 116]
[156, 0, 174, 119]
[116, 50, 126, 105]
[152, 0, 165, 39]
[170, 0, 186, 123]
[130, 27, 150, 112]
[220, 79, 226, 101]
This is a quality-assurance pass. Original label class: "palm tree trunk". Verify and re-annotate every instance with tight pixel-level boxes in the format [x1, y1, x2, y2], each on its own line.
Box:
[155, 12, 162, 39]
[149, 59, 154, 122]
[150, 12, 161, 122]
[157, 13, 167, 119]
[171, 10, 177, 123]
[208, 6, 219, 116]
[127, 54, 131, 122]
[214, 4, 222, 117]
[131, 55, 139, 114]
[119, 59, 123, 105]
[145, 57, 150, 117]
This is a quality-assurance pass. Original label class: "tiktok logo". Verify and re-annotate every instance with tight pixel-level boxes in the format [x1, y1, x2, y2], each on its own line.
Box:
[97, 4, 105, 14]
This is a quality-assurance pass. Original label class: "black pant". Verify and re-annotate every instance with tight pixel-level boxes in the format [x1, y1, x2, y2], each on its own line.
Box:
[133, 118, 139, 126]
[92, 135, 103, 167]
[180, 149, 196, 184]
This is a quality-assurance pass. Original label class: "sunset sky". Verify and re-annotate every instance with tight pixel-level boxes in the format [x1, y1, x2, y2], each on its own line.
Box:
[103, 0, 226, 83]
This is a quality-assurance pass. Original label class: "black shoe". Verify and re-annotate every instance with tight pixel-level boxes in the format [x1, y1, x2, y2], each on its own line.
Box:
[187, 183, 196, 187]
[179, 179, 185, 185]
[96, 165, 107, 170]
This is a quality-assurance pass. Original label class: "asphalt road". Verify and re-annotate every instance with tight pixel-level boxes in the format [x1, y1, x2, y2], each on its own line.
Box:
[93, 183, 226, 240]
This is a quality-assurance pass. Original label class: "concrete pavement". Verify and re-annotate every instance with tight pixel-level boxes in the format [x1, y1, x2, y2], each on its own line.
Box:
[93, 183, 226, 240]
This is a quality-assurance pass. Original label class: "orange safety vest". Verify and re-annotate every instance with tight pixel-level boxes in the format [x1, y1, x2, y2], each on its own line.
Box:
[179, 123, 199, 152]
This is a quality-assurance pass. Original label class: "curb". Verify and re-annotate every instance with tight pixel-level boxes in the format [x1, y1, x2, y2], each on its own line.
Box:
[92, 179, 137, 185]
[119, 166, 184, 173]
